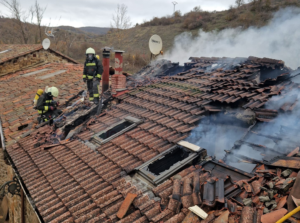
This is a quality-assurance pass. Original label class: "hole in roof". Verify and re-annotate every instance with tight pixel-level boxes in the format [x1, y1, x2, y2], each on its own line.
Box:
[148, 146, 189, 175]
[136, 145, 204, 185]
[0, 49, 11, 54]
[18, 124, 28, 131]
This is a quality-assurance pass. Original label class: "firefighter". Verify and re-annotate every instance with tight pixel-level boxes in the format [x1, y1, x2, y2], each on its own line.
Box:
[83, 48, 103, 104]
[36, 86, 62, 123]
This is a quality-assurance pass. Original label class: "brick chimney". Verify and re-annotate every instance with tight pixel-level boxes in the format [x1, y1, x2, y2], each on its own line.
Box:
[112, 50, 127, 95]
[102, 48, 110, 93]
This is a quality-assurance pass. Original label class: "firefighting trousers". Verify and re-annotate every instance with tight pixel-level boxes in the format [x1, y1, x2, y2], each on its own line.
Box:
[87, 80, 99, 102]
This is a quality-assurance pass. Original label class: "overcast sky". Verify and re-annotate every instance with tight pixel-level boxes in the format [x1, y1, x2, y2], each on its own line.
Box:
[0, 0, 236, 27]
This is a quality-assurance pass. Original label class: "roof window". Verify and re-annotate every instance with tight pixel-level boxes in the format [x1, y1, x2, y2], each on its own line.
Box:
[136, 142, 206, 185]
[93, 116, 142, 144]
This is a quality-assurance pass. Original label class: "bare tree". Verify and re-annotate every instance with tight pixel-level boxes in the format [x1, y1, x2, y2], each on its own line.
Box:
[111, 4, 132, 48]
[1, 0, 29, 43]
[235, 0, 244, 8]
[33, 0, 46, 42]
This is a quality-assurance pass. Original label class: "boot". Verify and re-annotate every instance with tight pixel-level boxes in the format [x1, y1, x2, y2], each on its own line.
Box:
[94, 97, 99, 105]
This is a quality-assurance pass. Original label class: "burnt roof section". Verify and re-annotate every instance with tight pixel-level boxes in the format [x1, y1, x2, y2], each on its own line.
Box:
[1, 56, 298, 222]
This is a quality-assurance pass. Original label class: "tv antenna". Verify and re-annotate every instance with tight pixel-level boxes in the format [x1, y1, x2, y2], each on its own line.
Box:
[45, 27, 57, 38]
[44, 17, 61, 38]
[149, 34, 163, 60]
[172, 1, 178, 13]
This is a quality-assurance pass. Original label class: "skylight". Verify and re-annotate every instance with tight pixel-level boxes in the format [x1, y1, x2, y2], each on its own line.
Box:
[136, 143, 206, 185]
[93, 116, 142, 144]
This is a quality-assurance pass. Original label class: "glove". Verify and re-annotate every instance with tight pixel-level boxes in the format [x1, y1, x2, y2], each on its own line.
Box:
[53, 101, 60, 107]
[49, 106, 55, 111]
[83, 79, 87, 83]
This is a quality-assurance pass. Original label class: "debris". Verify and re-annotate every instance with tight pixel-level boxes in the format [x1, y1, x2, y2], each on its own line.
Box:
[287, 171, 300, 218]
[182, 211, 200, 223]
[243, 198, 252, 206]
[188, 206, 208, 220]
[277, 178, 296, 192]
[268, 190, 274, 200]
[240, 206, 254, 223]
[268, 182, 274, 189]
[281, 169, 293, 178]
[287, 147, 299, 157]
[263, 208, 270, 214]
[261, 208, 288, 223]
[275, 196, 287, 210]
[201, 213, 215, 223]
[178, 140, 201, 152]
[252, 180, 261, 195]
[260, 187, 268, 191]
[116, 193, 137, 219]
[259, 196, 270, 203]
[214, 210, 229, 223]
[265, 200, 277, 208]
[269, 156, 300, 169]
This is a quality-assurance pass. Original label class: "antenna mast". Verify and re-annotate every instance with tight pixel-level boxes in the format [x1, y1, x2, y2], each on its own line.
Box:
[172, 1, 178, 14]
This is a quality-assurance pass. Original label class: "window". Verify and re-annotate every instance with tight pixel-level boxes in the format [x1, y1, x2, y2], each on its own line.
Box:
[136, 143, 206, 185]
[93, 116, 142, 144]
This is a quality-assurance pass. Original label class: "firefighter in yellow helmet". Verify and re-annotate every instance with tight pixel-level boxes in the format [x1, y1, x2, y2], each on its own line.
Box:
[36, 86, 62, 123]
[83, 48, 103, 104]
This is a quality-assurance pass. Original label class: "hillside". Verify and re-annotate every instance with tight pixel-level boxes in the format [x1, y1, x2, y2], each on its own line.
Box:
[1, 0, 300, 73]
[79, 27, 111, 35]
[58, 26, 111, 35]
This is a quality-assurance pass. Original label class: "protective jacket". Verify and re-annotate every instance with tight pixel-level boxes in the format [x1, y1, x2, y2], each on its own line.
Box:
[83, 57, 103, 103]
[83, 58, 103, 80]
[36, 93, 54, 115]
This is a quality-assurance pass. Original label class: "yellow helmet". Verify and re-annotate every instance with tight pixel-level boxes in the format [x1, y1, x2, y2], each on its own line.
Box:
[47, 86, 59, 97]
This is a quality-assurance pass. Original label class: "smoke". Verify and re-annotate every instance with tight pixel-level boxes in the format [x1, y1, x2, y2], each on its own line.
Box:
[163, 7, 300, 69]
[226, 88, 300, 172]
[186, 114, 248, 160]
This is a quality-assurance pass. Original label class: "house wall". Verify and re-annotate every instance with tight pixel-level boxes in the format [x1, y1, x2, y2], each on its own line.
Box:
[0, 49, 70, 76]
[0, 148, 39, 223]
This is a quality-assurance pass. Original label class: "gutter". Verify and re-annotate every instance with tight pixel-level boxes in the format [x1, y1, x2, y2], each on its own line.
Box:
[0, 117, 43, 223]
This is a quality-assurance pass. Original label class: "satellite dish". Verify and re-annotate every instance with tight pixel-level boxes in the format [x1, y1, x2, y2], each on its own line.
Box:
[42, 38, 51, 50]
[149, 34, 163, 55]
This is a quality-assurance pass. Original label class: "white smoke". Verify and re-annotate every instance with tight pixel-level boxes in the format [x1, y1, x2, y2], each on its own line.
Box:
[164, 7, 300, 69]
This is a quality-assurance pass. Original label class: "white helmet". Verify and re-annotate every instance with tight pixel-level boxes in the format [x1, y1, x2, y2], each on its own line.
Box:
[47, 86, 59, 97]
[86, 47, 95, 55]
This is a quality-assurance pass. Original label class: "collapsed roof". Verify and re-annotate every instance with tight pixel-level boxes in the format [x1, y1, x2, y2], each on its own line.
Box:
[1, 56, 300, 222]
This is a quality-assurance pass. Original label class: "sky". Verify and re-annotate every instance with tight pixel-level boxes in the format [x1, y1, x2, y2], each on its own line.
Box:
[0, 0, 236, 27]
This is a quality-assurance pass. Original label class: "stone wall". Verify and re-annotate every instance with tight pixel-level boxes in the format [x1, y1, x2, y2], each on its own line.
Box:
[0, 148, 39, 223]
[0, 49, 70, 76]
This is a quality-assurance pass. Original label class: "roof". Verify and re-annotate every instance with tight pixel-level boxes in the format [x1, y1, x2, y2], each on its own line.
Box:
[0, 62, 85, 146]
[1, 56, 299, 222]
[0, 44, 79, 64]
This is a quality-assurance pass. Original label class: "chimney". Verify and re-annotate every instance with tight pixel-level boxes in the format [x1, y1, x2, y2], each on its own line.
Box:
[102, 47, 110, 93]
[112, 50, 127, 95]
